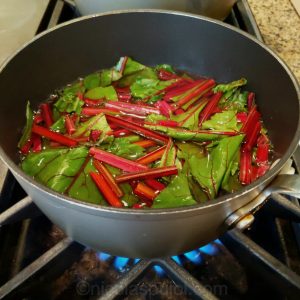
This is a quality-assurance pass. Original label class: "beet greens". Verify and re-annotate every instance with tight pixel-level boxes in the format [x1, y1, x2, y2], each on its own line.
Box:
[18, 57, 272, 208]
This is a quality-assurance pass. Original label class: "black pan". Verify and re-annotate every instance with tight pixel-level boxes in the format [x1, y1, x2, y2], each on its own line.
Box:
[0, 10, 299, 258]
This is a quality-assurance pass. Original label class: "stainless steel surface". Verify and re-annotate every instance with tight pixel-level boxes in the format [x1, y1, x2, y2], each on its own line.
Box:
[0, 10, 299, 258]
[235, 214, 255, 230]
[225, 175, 300, 228]
[74, 0, 237, 20]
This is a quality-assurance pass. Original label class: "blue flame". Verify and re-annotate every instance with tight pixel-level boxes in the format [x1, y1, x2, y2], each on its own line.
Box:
[134, 258, 140, 264]
[114, 256, 130, 271]
[215, 239, 222, 245]
[184, 250, 202, 264]
[96, 239, 223, 274]
[199, 242, 219, 256]
[97, 252, 111, 261]
[171, 255, 182, 265]
[153, 265, 165, 276]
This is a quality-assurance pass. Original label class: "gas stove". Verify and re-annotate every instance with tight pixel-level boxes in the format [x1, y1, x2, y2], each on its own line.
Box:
[1, 1, 300, 299]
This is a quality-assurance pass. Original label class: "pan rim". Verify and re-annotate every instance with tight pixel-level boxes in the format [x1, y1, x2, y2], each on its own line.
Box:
[0, 9, 299, 216]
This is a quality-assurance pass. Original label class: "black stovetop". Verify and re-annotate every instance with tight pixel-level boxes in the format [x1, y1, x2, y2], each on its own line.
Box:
[0, 1, 300, 299]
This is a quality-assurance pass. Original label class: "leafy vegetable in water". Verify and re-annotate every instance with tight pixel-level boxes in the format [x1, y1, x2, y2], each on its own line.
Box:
[152, 170, 197, 208]
[19, 57, 272, 209]
[213, 78, 247, 93]
[72, 113, 112, 143]
[67, 158, 107, 205]
[202, 110, 239, 131]
[145, 125, 231, 141]
[189, 135, 244, 199]
[100, 69, 122, 87]
[130, 78, 174, 99]
[55, 93, 84, 114]
[103, 136, 145, 159]
[120, 57, 146, 75]
[18, 101, 33, 148]
[219, 90, 248, 112]
[85, 85, 117, 100]
[172, 101, 207, 130]
[84, 73, 100, 90]
[118, 68, 157, 87]
[50, 116, 65, 133]
[22, 147, 88, 193]
[176, 142, 205, 160]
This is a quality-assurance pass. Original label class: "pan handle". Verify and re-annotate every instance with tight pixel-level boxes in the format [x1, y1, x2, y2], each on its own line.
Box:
[225, 174, 300, 230]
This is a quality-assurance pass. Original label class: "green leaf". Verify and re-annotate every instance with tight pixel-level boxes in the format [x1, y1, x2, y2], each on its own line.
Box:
[120, 57, 146, 75]
[72, 113, 112, 143]
[85, 85, 117, 101]
[213, 78, 247, 93]
[145, 125, 226, 142]
[63, 82, 85, 95]
[67, 158, 107, 205]
[202, 110, 239, 131]
[50, 116, 65, 133]
[145, 113, 167, 123]
[119, 183, 139, 207]
[153, 171, 197, 208]
[84, 73, 100, 90]
[104, 136, 145, 160]
[221, 151, 240, 192]
[18, 101, 33, 148]
[130, 78, 174, 99]
[171, 101, 207, 130]
[176, 142, 205, 160]
[55, 93, 84, 114]
[159, 140, 176, 167]
[100, 69, 122, 87]
[22, 147, 88, 193]
[118, 67, 157, 87]
[189, 135, 244, 199]
[221, 90, 248, 112]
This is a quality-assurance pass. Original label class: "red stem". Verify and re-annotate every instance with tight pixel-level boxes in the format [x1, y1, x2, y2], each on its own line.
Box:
[157, 120, 179, 127]
[239, 150, 252, 185]
[116, 166, 178, 183]
[134, 182, 157, 202]
[82, 107, 118, 116]
[105, 101, 160, 116]
[157, 69, 179, 81]
[144, 179, 165, 191]
[65, 115, 76, 135]
[84, 98, 104, 107]
[136, 145, 166, 165]
[31, 133, 42, 152]
[247, 92, 255, 109]
[164, 80, 204, 99]
[90, 147, 148, 172]
[40, 103, 53, 128]
[133, 139, 157, 148]
[110, 129, 132, 137]
[32, 124, 78, 147]
[90, 172, 123, 207]
[242, 121, 261, 152]
[93, 160, 123, 197]
[105, 115, 169, 144]
[198, 92, 223, 126]
[89, 129, 102, 142]
[175, 79, 215, 109]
